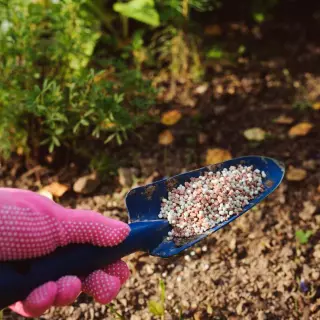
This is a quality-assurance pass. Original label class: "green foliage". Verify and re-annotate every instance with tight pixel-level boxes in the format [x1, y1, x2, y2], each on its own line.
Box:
[149, 300, 165, 317]
[157, 0, 219, 23]
[151, 25, 203, 88]
[206, 45, 223, 59]
[179, 309, 185, 320]
[1, 0, 283, 161]
[189, 0, 221, 12]
[1, 0, 100, 78]
[114, 0, 160, 27]
[292, 100, 312, 111]
[295, 230, 313, 245]
[89, 153, 117, 179]
[238, 45, 246, 55]
[108, 304, 124, 319]
[159, 278, 166, 301]
[251, 0, 278, 23]
[0, 0, 156, 158]
[148, 279, 166, 317]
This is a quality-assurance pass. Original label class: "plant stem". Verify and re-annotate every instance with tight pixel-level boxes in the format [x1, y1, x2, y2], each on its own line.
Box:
[43, 0, 50, 8]
[108, 304, 124, 320]
[85, 1, 118, 36]
[182, 0, 189, 19]
[122, 16, 129, 39]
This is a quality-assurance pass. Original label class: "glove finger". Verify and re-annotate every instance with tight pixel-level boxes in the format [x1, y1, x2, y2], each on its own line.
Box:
[54, 276, 82, 306]
[57, 209, 130, 248]
[0, 189, 130, 261]
[82, 270, 121, 304]
[10, 281, 57, 318]
[102, 260, 130, 285]
[9, 302, 33, 318]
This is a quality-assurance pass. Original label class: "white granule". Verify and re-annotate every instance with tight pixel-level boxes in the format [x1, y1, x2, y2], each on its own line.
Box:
[159, 165, 266, 239]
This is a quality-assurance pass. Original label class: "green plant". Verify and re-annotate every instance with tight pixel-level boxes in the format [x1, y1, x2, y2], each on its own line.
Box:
[151, 27, 201, 97]
[295, 230, 313, 245]
[157, 0, 220, 20]
[238, 45, 246, 55]
[87, 0, 216, 93]
[148, 0, 219, 96]
[114, 0, 160, 27]
[0, 0, 156, 159]
[292, 82, 312, 111]
[292, 100, 312, 111]
[89, 153, 118, 180]
[251, 0, 278, 23]
[148, 279, 166, 319]
[108, 304, 125, 320]
[206, 45, 224, 59]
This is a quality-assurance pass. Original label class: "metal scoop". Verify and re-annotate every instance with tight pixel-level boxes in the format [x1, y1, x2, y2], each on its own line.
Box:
[0, 156, 285, 308]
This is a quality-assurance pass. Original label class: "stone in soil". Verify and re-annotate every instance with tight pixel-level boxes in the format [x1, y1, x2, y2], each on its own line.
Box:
[73, 172, 100, 194]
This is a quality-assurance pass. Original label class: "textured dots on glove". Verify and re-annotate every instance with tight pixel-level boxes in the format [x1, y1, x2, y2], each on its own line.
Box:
[103, 260, 130, 285]
[57, 209, 130, 248]
[54, 276, 82, 306]
[24, 281, 57, 316]
[60, 222, 129, 247]
[0, 203, 130, 261]
[0, 205, 59, 261]
[82, 270, 121, 304]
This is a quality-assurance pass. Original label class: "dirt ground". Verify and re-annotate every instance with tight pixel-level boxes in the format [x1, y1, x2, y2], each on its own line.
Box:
[2, 2, 320, 319]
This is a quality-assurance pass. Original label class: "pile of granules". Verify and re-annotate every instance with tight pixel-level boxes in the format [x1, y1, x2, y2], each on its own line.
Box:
[159, 165, 266, 239]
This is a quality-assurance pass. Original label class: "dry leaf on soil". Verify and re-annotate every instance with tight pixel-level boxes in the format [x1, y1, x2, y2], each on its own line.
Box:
[158, 129, 174, 145]
[299, 201, 316, 221]
[194, 83, 209, 95]
[204, 24, 222, 36]
[38, 189, 54, 200]
[161, 110, 182, 126]
[288, 122, 313, 137]
[198, 132, 208, 144]
[73, 172, 100, 195]
[215, 85, 224, 94]
[243, 127, 266, 141]
[16, 147, 24, 156]
[286, 166, 307, 181]
[273, 115, 294, 124]
[42, 182, 69, 197]
[205, 148, 232, 165]
[312, 102, 320, 110]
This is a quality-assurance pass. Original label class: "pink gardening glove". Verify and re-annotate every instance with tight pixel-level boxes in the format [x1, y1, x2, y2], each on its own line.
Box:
[0, 188, 130, 318]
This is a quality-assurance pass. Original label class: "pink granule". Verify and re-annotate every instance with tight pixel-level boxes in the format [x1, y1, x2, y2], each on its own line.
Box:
[159, 165, 266, 239]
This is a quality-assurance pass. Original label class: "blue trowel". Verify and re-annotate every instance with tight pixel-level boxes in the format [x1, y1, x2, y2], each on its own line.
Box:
[0, 156, 284, 308]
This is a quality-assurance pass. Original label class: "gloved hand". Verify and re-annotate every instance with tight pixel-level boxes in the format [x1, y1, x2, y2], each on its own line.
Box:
[0, 188, 130, 318]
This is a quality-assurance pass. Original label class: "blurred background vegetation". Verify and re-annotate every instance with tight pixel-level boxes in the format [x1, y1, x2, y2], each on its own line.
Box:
[0, 0, 282, 169]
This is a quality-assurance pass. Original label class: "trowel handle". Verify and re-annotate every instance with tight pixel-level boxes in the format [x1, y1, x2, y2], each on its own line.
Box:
[0, 220, 169, 309]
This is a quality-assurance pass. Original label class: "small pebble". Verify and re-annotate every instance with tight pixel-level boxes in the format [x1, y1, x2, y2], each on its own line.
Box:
[203, 264, 210, 271]
[184, 255, 191, 262]
[311, 271, 319, 281]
